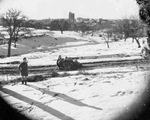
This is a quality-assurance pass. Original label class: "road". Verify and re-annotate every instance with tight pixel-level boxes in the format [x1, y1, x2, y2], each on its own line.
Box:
[0, 57, 149, 75]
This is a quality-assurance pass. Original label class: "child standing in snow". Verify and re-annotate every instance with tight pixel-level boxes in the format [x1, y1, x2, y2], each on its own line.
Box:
[19, 57, 28, 85]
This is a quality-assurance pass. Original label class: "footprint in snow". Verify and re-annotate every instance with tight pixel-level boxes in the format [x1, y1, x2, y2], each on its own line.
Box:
[74, 82, 77, 85]
[90, 95, 99, 98]
[103, 81, 111, 83]
[83, 78, 90, 81]
[120, 92, 126, 96]
[31, 102, 34, 105]
[111, 91, 122, 97]
[70, 89, 78, 92]
[111, 91, 133, 97]
[53, 93, 60, 97]
[79, 83, 85, 85]
[22, 89, 33, 92]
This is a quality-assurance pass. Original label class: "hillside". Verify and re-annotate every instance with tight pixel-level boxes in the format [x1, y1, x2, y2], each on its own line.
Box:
[0, 30, 149, 120]
[0, 30, 144, 67]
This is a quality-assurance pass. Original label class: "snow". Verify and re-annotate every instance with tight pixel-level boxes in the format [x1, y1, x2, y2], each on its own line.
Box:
[0, 90, 60, 120]
[0, 31, 144, 67]
[0, 30, 149, 120]
[0, 68, 148, 120]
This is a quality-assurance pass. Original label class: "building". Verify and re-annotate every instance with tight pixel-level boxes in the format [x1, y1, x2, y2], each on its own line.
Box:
[69, 12, 75, 23]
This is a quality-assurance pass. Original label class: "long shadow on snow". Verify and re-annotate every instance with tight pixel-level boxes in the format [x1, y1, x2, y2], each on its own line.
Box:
[1, 87, 75, 120]
[27, 84, 103, 111]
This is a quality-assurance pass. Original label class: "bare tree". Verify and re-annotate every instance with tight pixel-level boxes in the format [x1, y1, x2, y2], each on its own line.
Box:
[101, 28, 114, 48]
[89, 19, 102, 36]
[77, 21, 91, 36]
[49, 19, 71, 34]
[0, 9, 29, 57]
[129, 16, 145, 48]
[115, 16, 145, 48]
[115, 19, 131, 41]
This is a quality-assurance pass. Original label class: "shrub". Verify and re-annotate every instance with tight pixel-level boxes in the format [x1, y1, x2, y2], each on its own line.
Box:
[26, 75, 44, 82]
[51, 71, 59, 77]
[77, 71, 98, 76]
[60, 72, 71, 77]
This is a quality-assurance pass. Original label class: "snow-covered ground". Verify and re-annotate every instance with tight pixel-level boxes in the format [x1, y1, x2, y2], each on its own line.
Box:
[0, 30, 149, 120]
[0, 67, 149, 120]
[0, 31, 145, 67]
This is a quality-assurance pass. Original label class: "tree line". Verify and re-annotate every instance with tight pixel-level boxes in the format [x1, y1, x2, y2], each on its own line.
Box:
[0, 9, 147, 57]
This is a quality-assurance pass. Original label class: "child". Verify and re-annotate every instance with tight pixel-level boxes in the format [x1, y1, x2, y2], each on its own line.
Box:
[19, 57, 28, 85]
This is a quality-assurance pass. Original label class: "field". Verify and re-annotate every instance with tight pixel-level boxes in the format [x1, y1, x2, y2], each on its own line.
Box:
[0, 30, 150, 120]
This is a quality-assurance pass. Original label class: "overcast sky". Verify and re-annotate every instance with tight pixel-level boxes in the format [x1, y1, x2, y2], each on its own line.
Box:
[0, 0, 139, 20]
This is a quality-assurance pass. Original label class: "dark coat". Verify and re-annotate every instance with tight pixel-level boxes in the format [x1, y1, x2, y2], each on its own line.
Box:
[19, 62, 28, 76]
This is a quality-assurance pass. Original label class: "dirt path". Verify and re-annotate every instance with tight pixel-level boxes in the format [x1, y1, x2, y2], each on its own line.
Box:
[0, 57, 148, 75]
